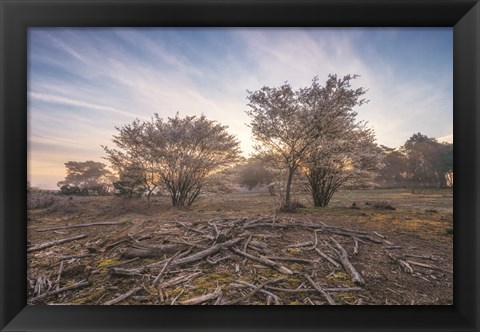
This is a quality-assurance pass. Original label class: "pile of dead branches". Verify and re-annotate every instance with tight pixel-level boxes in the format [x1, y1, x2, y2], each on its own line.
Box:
[27, 216, 452, 305]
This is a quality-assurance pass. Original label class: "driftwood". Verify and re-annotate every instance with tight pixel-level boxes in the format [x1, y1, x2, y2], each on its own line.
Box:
[35, 221, 122, 232]
[330, 237, 365, 285]
[230, 247, 293, 275]
[104, 286, 142, 305]
[304, 274, 336, 305]
[27, 234, 88, 253]
[179, 289, 223, 305]
[29, 280, 91, 303]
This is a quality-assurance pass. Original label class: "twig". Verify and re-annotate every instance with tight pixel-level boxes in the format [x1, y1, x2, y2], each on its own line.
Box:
[403, 254, 438, 261]
[304, 274, 336, 305]
[27, 234, 88, 252]
[265, 286, 362, 293]
[373, 231, 387, 239]
[243, 233, 253, 253]
[171, 289, 184, 305]
[330, 237, 365, 285]
[179, 289, 222, 305]
[36, 221, 122, 232]
[314, 248, 341, 268]
[55, 261, 64, 290]
[230, 247, 293, 275]
[353, 237, 359, 255]
[264, 256, 315, 264]
[107, 257, 140, 268]
[169, 237, 245, 268]
[232, 281, 282, 304]
[386, 253, 414, 273]
[29, 280, 91, 303]
[152, 251, 182, 286]
[405, 260, 452, 274]
[104, 286, 142, 305]
[160, 272, 202, 288]
[222, 277, 286, 305]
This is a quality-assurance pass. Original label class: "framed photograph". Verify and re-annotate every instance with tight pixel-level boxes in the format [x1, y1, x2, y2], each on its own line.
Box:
[1, 0, 479, 331]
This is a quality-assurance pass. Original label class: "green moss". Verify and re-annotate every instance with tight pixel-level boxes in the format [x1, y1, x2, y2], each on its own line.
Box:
[289, 300, 302, 305]
[121, 219, 132, 225]
[97, 258, 120, 268]
[337, 292, 357, 304]
[287, 248, 300, 255]
[326, 272, 355, 286]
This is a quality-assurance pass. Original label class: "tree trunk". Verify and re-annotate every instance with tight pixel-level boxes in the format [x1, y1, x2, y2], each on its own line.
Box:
[283, 166, 296, 210]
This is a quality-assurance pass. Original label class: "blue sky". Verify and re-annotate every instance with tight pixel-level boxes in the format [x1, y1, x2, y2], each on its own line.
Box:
[28, 28, 453, 189]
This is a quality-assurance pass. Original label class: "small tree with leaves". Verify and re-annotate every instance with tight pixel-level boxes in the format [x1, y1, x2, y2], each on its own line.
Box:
[104, 113, 242, 208]
[247, 74, 372, 210]
[57, 160, 112, 195]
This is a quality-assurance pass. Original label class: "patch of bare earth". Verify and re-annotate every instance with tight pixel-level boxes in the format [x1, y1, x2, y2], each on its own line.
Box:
[27, 189, 453, 305]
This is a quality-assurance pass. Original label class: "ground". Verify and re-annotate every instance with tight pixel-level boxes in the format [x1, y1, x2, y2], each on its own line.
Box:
[27, 188, 453, 305]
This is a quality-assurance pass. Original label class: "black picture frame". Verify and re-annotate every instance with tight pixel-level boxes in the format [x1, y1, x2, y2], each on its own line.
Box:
[1, 0, 479, 331]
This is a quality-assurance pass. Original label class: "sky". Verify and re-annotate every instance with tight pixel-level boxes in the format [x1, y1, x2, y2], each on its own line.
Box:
[28, 28, 453, 190]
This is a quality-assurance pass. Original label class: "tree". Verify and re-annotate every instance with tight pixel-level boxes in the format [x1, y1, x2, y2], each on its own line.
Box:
[403, 133, 453, 190]
[104, 113, 242, 208]
[247, 74, 371, 210]
[57, 160, 112, 195]
[303, 128, 383, 207]
[103, 119, 158, 203]
[236, 158, 273, 190]
[377, 145, 408, 188]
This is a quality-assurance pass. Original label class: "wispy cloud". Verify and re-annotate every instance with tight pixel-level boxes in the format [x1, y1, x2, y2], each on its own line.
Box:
[28, 28, 452, 188]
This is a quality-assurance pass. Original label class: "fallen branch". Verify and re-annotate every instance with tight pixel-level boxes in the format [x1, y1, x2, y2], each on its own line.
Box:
[386, 253, 414, 273]
[160, 272, 203, 288]
[314, 248, 341, 268]
[104, 286, 142, 305]
[230, 247, 293, 275]
[36, 221, 122, 232]
[265, 256, 315, 264]
[353, 237, 359, 255]
[170, 237, 245, 268]
[179, 289, 222, 305]
[265, 286, 362, 293]
[403, 254, 438, 261]
[121, 243, 188, 259]
[110, 267, 146, 277]
[27, 234, 88, 253]
[405, 260, 452, 274]
[222, 277, 286, 305]
[304, 274, 336, 305]
[29, 280, 91, 303]
[330, 237, 365, 285]
[232, 281, 282, 305]
[152, 251, 182, 286]
[55, 261, 64, 290]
